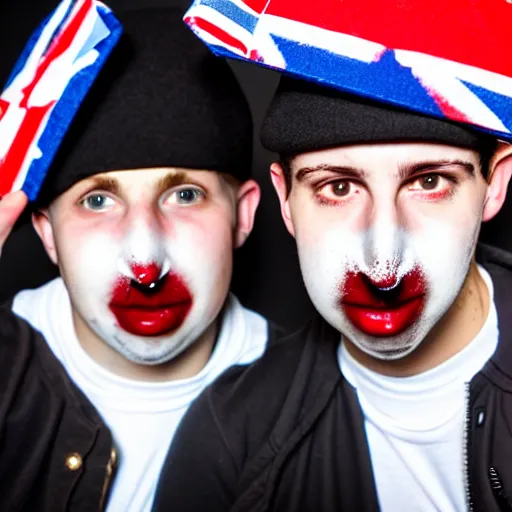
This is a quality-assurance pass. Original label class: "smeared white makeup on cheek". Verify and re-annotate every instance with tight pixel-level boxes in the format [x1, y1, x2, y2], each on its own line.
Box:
[64, 227, 124, 344]
[295, 205, 483, 361]
[71, 232, 122, 315]
[163, 218, 230, 352]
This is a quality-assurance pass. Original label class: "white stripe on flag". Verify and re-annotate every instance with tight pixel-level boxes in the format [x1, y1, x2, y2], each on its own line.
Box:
[187, 4, 254, 56]
[258, 15, 386, 64]
[396, 50, 512, 100]
[414, 69, 509, 133]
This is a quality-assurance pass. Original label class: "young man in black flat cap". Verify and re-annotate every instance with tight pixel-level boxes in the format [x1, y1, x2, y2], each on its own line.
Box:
[0, 7, 271, 512]
[153, 46, 512, 512]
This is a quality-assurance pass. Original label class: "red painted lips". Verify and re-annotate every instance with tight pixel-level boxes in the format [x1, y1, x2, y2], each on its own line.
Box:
[340, 268, 426, 337]
[109, 267, 193, 337]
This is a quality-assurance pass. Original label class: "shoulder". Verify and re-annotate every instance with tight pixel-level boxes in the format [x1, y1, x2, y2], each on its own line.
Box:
[11, 277, 66, 324]
[0, 300, 62, 377]
[226, 294, 270, 364]
[477, 243, 512, 271]
[478, 244, 512, 325]
[165, 323, 319, 494]
[477, 244, 512, 375]
[212, 322, 313, 396]
[156, 317, 341, 510]
[0, 302, 61, 392]
[0, 301, 35, 339]
[188, 316, 340, 457]
[0, 300, 46, 351]
[210, 319, 313, 392]
[0, 301, 104, 423]
[11, 278, 69, 359]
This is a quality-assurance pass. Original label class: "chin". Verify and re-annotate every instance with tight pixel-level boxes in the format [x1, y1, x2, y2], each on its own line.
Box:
[109, 333, 182, 366]
[325, 307, 428, 362]
[357, 337, 419, 361]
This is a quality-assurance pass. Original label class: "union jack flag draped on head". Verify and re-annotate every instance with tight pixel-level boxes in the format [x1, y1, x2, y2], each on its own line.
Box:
[184, 0, 512, 143]
[0, 0, 122, 200]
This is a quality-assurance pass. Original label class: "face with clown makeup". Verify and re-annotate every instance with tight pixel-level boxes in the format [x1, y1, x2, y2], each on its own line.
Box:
[32, 167, 260, 379]
[271, 142, 512, 368]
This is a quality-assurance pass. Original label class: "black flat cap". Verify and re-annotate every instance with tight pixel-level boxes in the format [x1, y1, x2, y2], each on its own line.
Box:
[261, 76, 495, 156]
[38, 7, 252, 204]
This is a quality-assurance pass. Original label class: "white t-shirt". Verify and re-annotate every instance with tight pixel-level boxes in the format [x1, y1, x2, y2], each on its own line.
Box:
[12, 277, 268, 512]
[339, 266, 498, 512]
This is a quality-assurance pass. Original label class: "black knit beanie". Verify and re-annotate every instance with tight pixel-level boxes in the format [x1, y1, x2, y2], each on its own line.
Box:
[261, 76, 495, 156]
[37, 7, 252, 205]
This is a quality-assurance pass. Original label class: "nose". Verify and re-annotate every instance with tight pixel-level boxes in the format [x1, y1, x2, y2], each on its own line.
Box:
[367, 274, 399, 290]
[119, 216, 169, 282]
[363, 198, 405, 280]
[131, 262, 162, 287]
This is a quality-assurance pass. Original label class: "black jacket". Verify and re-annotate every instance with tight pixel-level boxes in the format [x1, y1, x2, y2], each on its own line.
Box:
[154, 244, 512, 512]
[0, 299, 280, 511]
[0, 302, 116, 511]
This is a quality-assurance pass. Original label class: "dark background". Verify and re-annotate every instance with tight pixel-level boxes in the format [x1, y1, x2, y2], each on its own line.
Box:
[0, 0, 510, 331]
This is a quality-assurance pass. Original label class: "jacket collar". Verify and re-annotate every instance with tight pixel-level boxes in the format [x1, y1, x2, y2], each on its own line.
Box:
[476, 244, 512, 387]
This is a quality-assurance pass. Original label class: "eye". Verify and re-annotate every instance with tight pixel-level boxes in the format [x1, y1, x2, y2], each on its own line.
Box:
[80, 193, 116, 211]
[407, 173, 456, 199]
[314, 180, 358, 205]
[331, 181, 351, 196]
[418, 175, 439, 190]
[165, 187, 205, 206]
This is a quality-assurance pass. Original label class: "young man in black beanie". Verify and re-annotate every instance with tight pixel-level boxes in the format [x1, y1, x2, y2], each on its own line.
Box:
[0, 6, 270, 512]
[153, 9, 512, 512]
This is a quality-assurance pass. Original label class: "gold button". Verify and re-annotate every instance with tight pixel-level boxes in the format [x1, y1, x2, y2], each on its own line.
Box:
[110, 448, 117, 466]
[65, 452, 83, 471]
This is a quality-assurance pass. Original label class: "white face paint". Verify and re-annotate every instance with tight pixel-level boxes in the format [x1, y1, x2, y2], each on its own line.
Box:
[46, 168, 235, 365]
[286, 143, 488, 360]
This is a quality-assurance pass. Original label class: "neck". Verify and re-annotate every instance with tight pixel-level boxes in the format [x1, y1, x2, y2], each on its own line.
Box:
[72, 313, 218, 382]
[344, 260, 490, 377]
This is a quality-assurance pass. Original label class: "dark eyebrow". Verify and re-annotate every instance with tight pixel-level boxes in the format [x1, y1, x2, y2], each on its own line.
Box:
[295, 164, 368, 183]
[88, 176, 120, 195]
[294, 160, 475, 183]
[156, 171, 205, 197]
[398, 160, 475, 181]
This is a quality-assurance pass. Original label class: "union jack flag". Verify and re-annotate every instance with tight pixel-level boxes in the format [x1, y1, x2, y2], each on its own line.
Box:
[0, 0, 122, 200]
[184, 0, 512, 142]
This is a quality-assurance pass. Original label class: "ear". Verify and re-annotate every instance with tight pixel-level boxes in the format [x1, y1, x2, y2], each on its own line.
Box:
[32, 210, 59, 265]
[483, 143, 512, 222]
[270, 162, 295, 237]
[234, 179, 261, 248]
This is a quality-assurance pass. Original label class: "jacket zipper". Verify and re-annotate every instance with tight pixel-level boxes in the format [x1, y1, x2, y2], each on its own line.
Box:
[99, 447, 118, 511]
[464, 383, 473, 512]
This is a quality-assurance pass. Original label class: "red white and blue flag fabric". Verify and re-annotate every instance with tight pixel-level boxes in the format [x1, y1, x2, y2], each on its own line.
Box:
[0, 0, 122, 200]
[184, 0, 512, 143]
